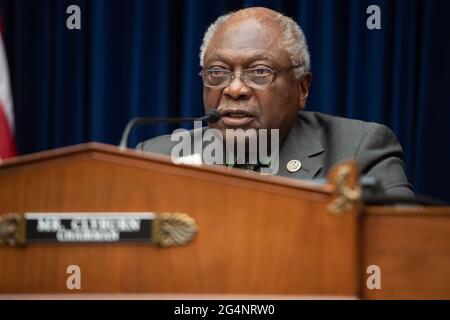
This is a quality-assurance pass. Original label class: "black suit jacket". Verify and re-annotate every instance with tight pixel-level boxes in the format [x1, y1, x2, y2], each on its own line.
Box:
[137, 111, 414, 197]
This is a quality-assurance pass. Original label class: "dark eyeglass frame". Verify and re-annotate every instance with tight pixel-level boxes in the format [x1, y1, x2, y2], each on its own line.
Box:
[199, 65, 302, 89]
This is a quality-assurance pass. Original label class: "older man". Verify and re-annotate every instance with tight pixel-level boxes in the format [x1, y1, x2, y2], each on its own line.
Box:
[137, 7, 414, 197]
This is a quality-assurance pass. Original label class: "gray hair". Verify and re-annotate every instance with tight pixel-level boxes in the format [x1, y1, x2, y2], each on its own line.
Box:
[199, 10, 310, 79]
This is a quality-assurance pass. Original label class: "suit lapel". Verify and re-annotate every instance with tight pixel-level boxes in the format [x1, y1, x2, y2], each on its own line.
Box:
[189, 118, 325, 180]
[277, 116, 324, 180]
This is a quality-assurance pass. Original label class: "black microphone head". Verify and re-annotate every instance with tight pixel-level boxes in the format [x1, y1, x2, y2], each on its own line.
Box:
[205, 109, 221, 123]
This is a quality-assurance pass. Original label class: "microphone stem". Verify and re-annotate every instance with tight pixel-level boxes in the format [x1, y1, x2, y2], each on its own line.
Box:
[119, 116, 203, 149]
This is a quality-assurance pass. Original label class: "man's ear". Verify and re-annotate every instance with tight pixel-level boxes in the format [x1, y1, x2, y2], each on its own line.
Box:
[297, 72, 313, 109]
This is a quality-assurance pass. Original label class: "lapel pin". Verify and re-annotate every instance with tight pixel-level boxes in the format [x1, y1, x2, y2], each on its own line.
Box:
[286, 160, 302, 173]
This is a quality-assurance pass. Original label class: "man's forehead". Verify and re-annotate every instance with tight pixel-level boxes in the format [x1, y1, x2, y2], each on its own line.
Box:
[205, 19, 288, 65]
[214, 18, 280, 47]
[204, 49, 277, 65]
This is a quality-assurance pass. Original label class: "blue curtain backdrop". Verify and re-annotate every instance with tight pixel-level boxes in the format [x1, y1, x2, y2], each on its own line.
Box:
[1, 0, 449, 201]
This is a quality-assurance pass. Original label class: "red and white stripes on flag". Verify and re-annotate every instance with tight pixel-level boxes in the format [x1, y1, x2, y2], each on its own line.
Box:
[0, 16, 17, 160]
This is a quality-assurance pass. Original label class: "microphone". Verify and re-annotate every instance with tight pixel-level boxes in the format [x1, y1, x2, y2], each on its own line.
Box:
[119, 109, 221, 149]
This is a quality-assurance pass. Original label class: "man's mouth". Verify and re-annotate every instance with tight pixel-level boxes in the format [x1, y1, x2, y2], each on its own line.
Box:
[220, 108, 256, 127]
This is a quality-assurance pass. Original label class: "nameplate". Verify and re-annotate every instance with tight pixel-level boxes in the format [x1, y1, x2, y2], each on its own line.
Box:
[0, 212, 198, 247]
[26, 213, 155, 243]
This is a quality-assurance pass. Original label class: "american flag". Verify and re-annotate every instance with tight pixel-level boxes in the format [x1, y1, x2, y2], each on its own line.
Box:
[0, 11, 16, 160]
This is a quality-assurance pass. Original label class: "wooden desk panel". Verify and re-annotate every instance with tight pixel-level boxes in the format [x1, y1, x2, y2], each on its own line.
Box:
[361, 207, 450, 299]
[0, 143, 358, 295]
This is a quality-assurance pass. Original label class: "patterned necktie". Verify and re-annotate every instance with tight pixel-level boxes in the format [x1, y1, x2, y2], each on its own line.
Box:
[228, 162, 270, 172]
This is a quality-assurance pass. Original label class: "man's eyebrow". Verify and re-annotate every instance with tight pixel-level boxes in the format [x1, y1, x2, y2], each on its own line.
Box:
[205, 52, 277, 65]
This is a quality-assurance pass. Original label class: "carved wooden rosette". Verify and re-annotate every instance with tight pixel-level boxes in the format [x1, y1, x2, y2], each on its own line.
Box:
[327, 160, 363, 216]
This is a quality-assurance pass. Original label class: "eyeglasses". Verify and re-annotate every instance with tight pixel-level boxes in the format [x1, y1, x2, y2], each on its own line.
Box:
[199, 65, 301, 89]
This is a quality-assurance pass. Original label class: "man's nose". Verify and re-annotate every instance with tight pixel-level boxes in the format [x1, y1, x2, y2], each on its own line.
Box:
[223, 75, 252, 100]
